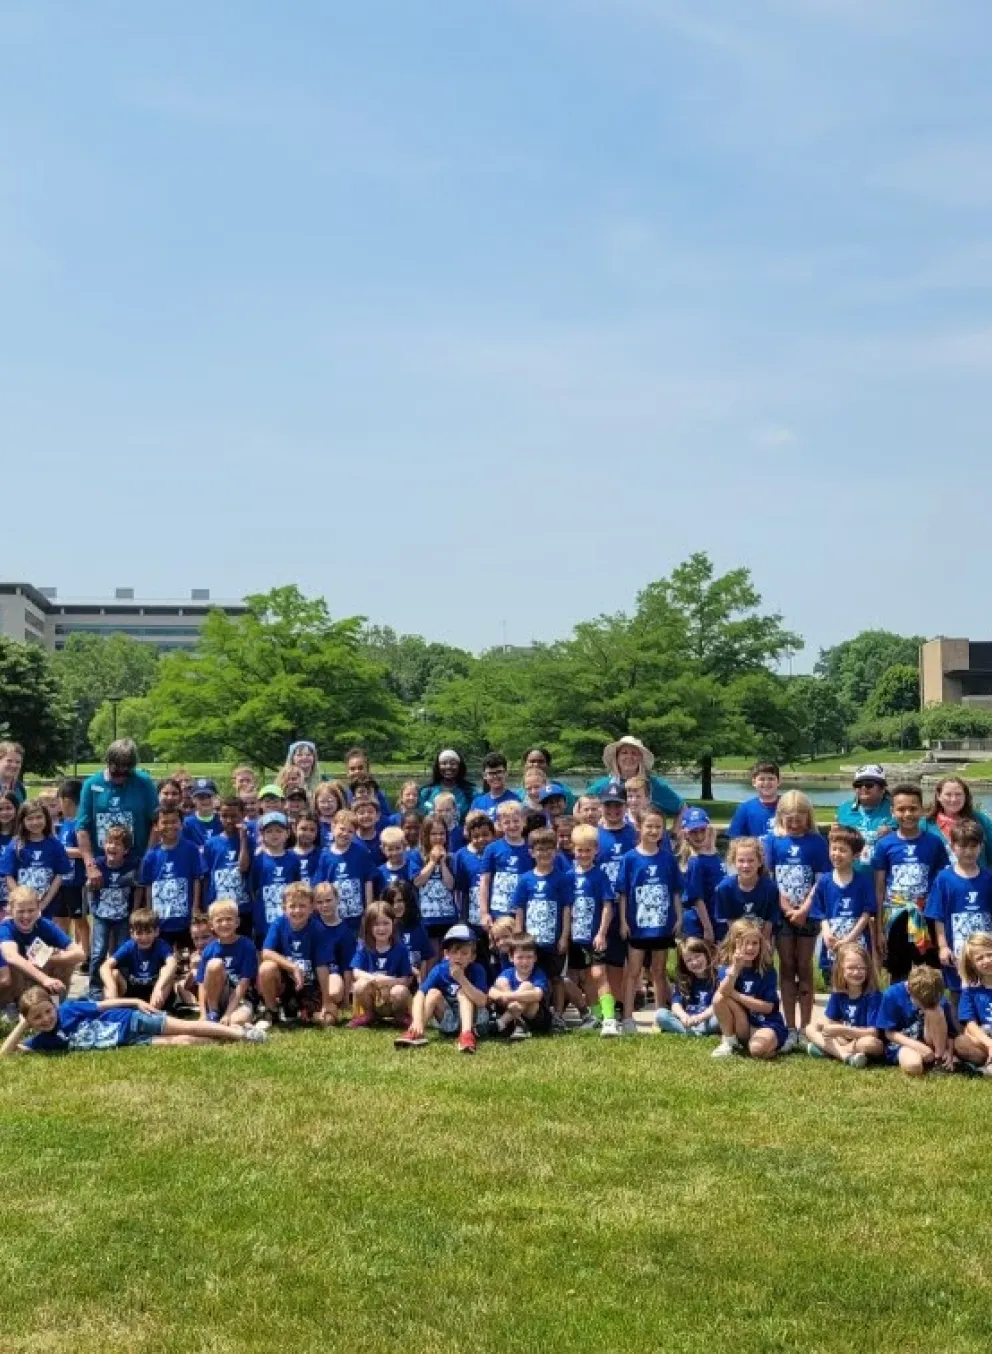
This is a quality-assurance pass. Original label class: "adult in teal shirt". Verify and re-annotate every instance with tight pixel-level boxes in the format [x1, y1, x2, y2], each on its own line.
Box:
[77, 738, 159, 886]
[587, 736, 684, 820]
[835, 764, 896, 866]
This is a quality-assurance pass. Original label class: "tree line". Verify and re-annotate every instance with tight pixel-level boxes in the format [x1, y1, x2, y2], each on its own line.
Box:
[3, 553, 989, 784]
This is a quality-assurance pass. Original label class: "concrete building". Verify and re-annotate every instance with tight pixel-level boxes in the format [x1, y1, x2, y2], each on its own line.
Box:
[0, 582, 248, 652]
[920, 636, 992, 709]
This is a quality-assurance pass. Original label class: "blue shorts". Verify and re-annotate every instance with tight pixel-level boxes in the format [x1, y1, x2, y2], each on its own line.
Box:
[124, 1010, 168, 1045]
[749, 1017, 788, 1049]
[438, 999, 490, 1037]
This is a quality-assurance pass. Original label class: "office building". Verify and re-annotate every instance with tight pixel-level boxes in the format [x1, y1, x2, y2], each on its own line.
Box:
[920, 636, 992, 709]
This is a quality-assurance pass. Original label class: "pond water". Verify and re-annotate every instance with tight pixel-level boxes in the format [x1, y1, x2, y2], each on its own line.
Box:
[560, 775, 992, 813]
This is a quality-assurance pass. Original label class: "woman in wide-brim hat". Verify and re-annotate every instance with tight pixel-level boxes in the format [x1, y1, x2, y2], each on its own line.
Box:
[587, 736, 684, 818]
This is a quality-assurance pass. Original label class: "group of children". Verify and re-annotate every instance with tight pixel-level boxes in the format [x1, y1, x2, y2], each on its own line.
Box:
[3, 746, 992, 1077]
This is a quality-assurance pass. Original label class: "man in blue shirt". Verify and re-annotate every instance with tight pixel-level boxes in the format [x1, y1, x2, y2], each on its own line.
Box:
[77, 739, 159, 887]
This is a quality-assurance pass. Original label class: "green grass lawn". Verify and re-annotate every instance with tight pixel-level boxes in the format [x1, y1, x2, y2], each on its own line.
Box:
[2, 1032, 990, 1353]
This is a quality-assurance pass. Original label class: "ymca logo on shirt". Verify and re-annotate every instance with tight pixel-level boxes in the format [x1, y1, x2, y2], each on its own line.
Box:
[742, 980, 754, 993]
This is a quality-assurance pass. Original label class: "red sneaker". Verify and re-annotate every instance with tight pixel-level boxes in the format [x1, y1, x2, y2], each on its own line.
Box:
[347, 1013, 375, 1029]
[458, 1031, 477, 1055]
[394, 1029, 428, 1048]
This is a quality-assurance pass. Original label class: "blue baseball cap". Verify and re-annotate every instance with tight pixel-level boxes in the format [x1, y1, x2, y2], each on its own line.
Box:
[191, 777, 217, 797]
[259, 811, 288, 831]
[599, 779, 627, 804]
[681, 807, 711, 831]
[539, 782, 567, 803]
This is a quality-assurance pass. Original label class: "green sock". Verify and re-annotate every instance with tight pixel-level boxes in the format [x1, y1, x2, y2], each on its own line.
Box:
[600, 994, 616, 1020]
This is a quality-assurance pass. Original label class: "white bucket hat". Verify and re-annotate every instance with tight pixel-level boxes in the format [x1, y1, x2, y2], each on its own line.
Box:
[603, 735, 655, 777]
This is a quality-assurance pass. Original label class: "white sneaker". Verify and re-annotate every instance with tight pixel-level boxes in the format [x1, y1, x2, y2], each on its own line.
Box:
[845, 1052, 868, 1069]
[621, 1017, 638, 1036]
[600, 1017, 620, 1038]
[243, 1024, 269, 1044]
[782, 1029, 800, 1054]
[711, 1036, 740, 1059]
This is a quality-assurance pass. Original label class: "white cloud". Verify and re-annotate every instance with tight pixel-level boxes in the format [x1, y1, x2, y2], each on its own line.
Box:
[752, 423, 798, 449]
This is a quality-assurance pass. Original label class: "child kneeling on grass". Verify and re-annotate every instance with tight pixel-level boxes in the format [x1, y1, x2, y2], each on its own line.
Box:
[656, 938, 719, 1037]
[488, 932, 553, 1040]
[394, 924, 489, 1053]
[876, 964, 956, 1076]
[348, 902, 413, 1029]
[805, 941, 884, 1069]
[1, 984, 268, 1054]
[711, 918, 788, 1060]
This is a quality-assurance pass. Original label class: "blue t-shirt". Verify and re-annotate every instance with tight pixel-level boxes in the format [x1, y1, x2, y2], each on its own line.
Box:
[57, 818, 86, 888]
[596, 824, 639, 890]
[568, 864, 615, 946]
[262, 915, 331, 981]
[512, 868, 573, 949]
[88, 857, 137, 922]
[496, 964, 550, 995]
[761, 832, 830, 907]
[417, 856, 460, 924]
[249, 851, 302, 935]
[871, 833, 950, 930]
[0, 915, 72, 957]
[718, 963, 787, 1035]
[470, 789, 521, 822]
[78, 769, 159, 855]
[351, 941, 413, 979]
[111, 936, 173, 986]
[314, 916, 356, 974]
[203, 833, 250, 911]
[958, 985, 992, 1034]
[713, 875, 781, 936]
[24, 1000, 141, 1053]
[824, 989, 882, 1028]
[672, 975, 715, 1017]
[374, 857, 416, 897]
[809, 872, 876, 942]
[399, 923, 432, 971]
[728, 797, 779, 840]
[925, 866, 992, 990]
[682, 853, 725, 938]
[618, 848, 683, 942]
[196, 936, 259, 986]
[354, 832, 385, 868]
[139, 840, 206, 934]
[453, 847, 488, 926]
[294, 845, 325, 888]
[877, 981, 954, 1039]
[481, 839, 534, 918]
[181, 813, 223, 848]
[421, 957, 487, 1002]
[0, 837, 72, 900]
[316, 843, 374, 927]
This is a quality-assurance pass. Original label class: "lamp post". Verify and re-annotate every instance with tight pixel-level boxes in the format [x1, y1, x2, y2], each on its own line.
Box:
[108, 695, 124, 741]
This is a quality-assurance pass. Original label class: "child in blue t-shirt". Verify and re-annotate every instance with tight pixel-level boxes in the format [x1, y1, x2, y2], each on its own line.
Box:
[380, 880, 431, 979]
[318, 811, 374, 933]
[182, 780, 223, 848]
[480, 801, 533, 927]
[679, 807, 722, 942]
[394, 925, 490, 1053]
[348, 902, 414, 1029]
[249, 812, 302, 941]
[312, 882, 355, 1023]
[809, 825, 876, 978]
[762, 791, 830, 1051]
[86, 824, 138, 1000]
[656, 937, 719, 1037]
[568, 823, 617, 1035]
[57, 777, 88, 949]
[953, 931, 992, 1072]
[924, 820, 992, 1002]
[197, 898, 259, 1025]
[512, 827, 572, 1016]
[138, 806, 206, 948]
[374, 827, 417, 897]
[488, 933, 553, 1038]
[258, 882, 335, 1026]
[454, 811, 495, 934]
[805, 941, 883, 1068]
[711, 918, 788, 1059]
[2, 983, 268, 1055]
[101, 908, 177, 1007]
[413, 815, 460, 939]
[713, 838, 780, 942]
[202, 798, 251, 923]
[617, 807, 682, 1033]
[877, 964, 956, 1075]
[1, 798, 72, 921]
[0, 790, 17, 915]
[871, 783, 948, 981]
[727, 762, 781, 840]
[470, 754, 521, 822]
[0, 885, 85, 1002]
[292, 813, 325, 887]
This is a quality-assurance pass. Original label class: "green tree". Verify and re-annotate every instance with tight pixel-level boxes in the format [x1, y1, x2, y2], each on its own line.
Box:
[865, 664, 920, 719]
[415, 650, 536, 761]
[52, 634, 160, 756]
[0, 637, 73, 773]
[815, 631, 923, 712]
[359, 626, 473, 706]
[88, 696, 156, 761]
[146, 586, 406, 769]
[787, 676, 848, 759]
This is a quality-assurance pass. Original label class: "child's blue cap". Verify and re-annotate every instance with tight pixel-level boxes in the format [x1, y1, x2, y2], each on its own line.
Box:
[259, 811, 288, 830]
[599, 779, 627, 804]
[539, 782, 567, 803]
[682, 807, 711, 831]
[192, 777, 217, 797]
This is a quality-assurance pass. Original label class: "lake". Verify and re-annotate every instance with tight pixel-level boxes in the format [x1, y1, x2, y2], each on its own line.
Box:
[561, 776, 992, 812]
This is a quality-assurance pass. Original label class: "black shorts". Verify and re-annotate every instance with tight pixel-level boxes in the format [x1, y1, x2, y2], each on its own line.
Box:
[568, 942, 607, 972]
[124, 981, 156, 1003]
[425, 920, 460, 940]
[536, 948, 566, 981]
[237, 911, 254, 939]
[627, 935, 676, 955]
[885, 911, 939, 983]
[523, 1002, 553, 1034]
[281, 979, 322, 1019]
[165, 927, 194, 954]
[777, 918, 820, 941]
[60, 886, 86, 920]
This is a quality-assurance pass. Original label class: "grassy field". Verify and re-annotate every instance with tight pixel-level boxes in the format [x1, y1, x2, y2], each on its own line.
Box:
[2, 1032, 991, 1353]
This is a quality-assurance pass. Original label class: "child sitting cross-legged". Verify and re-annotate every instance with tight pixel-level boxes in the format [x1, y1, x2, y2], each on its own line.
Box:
[258, 882, 336, 1027]
[805, 941, 884, 1069]
[2, 983, 268, 1055]
[101, 908, 177, 1009]
[348, 902, 414, 1029]
[197, 899, 259, 1026]
[488, 932, 553, 1040]
[656, 938, 720, 1037]
[711, 918, 788, 1060]
[876, 963, 957, 1076]
[952, 931, 992, 1075]
[394, 923, 490, 1053]
[0, 885, 86, 1003]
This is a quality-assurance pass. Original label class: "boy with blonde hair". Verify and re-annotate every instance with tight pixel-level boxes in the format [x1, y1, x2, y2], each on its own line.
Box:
[0, 886, 85, 1001]
[197, 899, 259, 1025]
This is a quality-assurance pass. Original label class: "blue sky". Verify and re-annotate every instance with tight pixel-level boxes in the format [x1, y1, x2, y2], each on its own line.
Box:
[3, 0, 991, 664]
